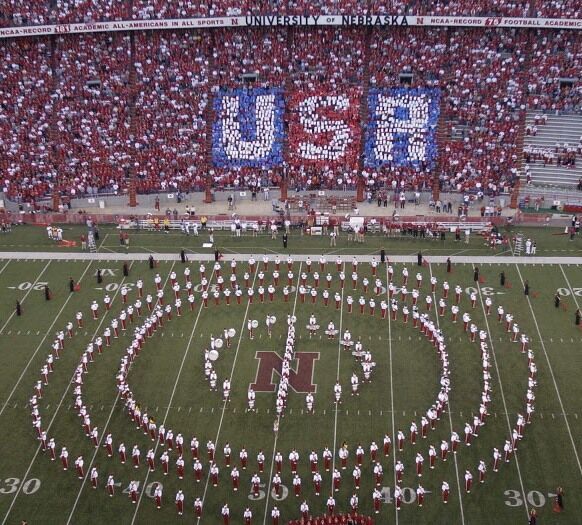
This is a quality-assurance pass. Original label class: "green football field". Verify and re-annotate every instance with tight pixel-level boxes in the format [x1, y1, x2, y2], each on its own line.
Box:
[0, 228, 580, 524]
[0, 222, 581, 257]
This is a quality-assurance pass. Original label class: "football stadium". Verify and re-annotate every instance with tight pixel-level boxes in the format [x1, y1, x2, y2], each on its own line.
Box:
[0, 3, 580, 525]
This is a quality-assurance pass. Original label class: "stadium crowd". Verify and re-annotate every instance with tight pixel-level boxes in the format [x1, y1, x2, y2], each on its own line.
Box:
[2, 0, 581, 26]
[0, 18, 580, 202]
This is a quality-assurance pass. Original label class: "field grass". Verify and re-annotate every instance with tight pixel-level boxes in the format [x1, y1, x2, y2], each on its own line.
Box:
[0, 222, 580, 257]
[0, 232, 580, 524]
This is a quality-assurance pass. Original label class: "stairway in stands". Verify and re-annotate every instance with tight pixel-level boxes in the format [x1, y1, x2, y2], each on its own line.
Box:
[357, 26, 373, 178]
[204, 31, 217, 178]
[523, 111, 582, 188]
[433, 28, 454, 199]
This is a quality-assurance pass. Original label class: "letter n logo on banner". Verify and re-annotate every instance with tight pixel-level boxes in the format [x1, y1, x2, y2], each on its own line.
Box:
[364, 87, 440, 169]
[251, 351, 319, 393]
[212, 87, 284, 168]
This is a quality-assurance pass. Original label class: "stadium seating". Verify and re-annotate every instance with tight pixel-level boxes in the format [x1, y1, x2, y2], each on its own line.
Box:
[2, 0, 582, 27]
[0, 38, 54, 201]
[52, 33, 132, 198]
[526, 30, 581, 113]
[0, 18, 580, 202]
[133, 31, 211, 193]
[438, 29, 529, 195]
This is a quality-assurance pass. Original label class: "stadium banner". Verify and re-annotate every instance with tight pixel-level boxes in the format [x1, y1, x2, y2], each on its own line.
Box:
[1, 15, 581, 39]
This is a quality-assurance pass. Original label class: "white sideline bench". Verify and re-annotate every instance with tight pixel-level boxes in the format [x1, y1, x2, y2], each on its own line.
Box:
[133, 219, 263, 232]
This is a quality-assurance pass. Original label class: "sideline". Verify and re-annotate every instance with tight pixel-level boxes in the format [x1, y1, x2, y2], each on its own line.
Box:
[0, 252, 581, 265]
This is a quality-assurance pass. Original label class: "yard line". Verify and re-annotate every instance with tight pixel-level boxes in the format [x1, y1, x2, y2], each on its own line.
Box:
[261, 263, 302, 525]
[127, 263, 200, 522]
[0, 260, 11, 277]
[197, 265, 260, 524]
[559, 264, 582, 314]
[474, 268, 530, 521]
[329, 263, 345, 478]
[69, 263, 175, 525]
[514, 263, 582, 478]
[428, 263, 465, 525]
[97, 233, 109, 253]
[385, 264, 398, 525]
[0, 261, 93, 418]
[0, 260, 51, 334]
[1, 265, 133, 525]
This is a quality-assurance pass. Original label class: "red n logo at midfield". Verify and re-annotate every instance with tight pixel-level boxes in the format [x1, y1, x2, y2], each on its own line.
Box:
[251, 351, 319, 393]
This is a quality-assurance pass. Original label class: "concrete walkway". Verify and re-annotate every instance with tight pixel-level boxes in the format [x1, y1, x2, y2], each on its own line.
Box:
[3, 189, 516, 220]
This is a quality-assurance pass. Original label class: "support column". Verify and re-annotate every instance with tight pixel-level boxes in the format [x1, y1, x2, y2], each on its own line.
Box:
[432, 172, 440, 202]
[356, 175, 365, 203]
[204, 172, 213, 204]
[280, 170, 288, 202]
[510, 176, 520, 209]
[128, 178, 137, 207]
[52, 190, 60, 211]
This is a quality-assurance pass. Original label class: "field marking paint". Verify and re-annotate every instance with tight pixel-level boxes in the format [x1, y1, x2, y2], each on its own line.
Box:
[0, 261, 10, 278]
[69, 263, 175, 525]
[473, 265, 530, 520]
[0, 261, 51, 334]
[0, 261, 94, 418]
[428, 263, 465, 525]
[97, 233, 109, 253]
[385, 264, 398, 525]
[330, 264, 345, 478]
[198, 266, 260, 524]
[261, 263, 302, 525]
[559, 264, 582, 314]
[2, 264, 132, 525]
[129, 263, 205, 525]
[514, 264, 582, 478]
